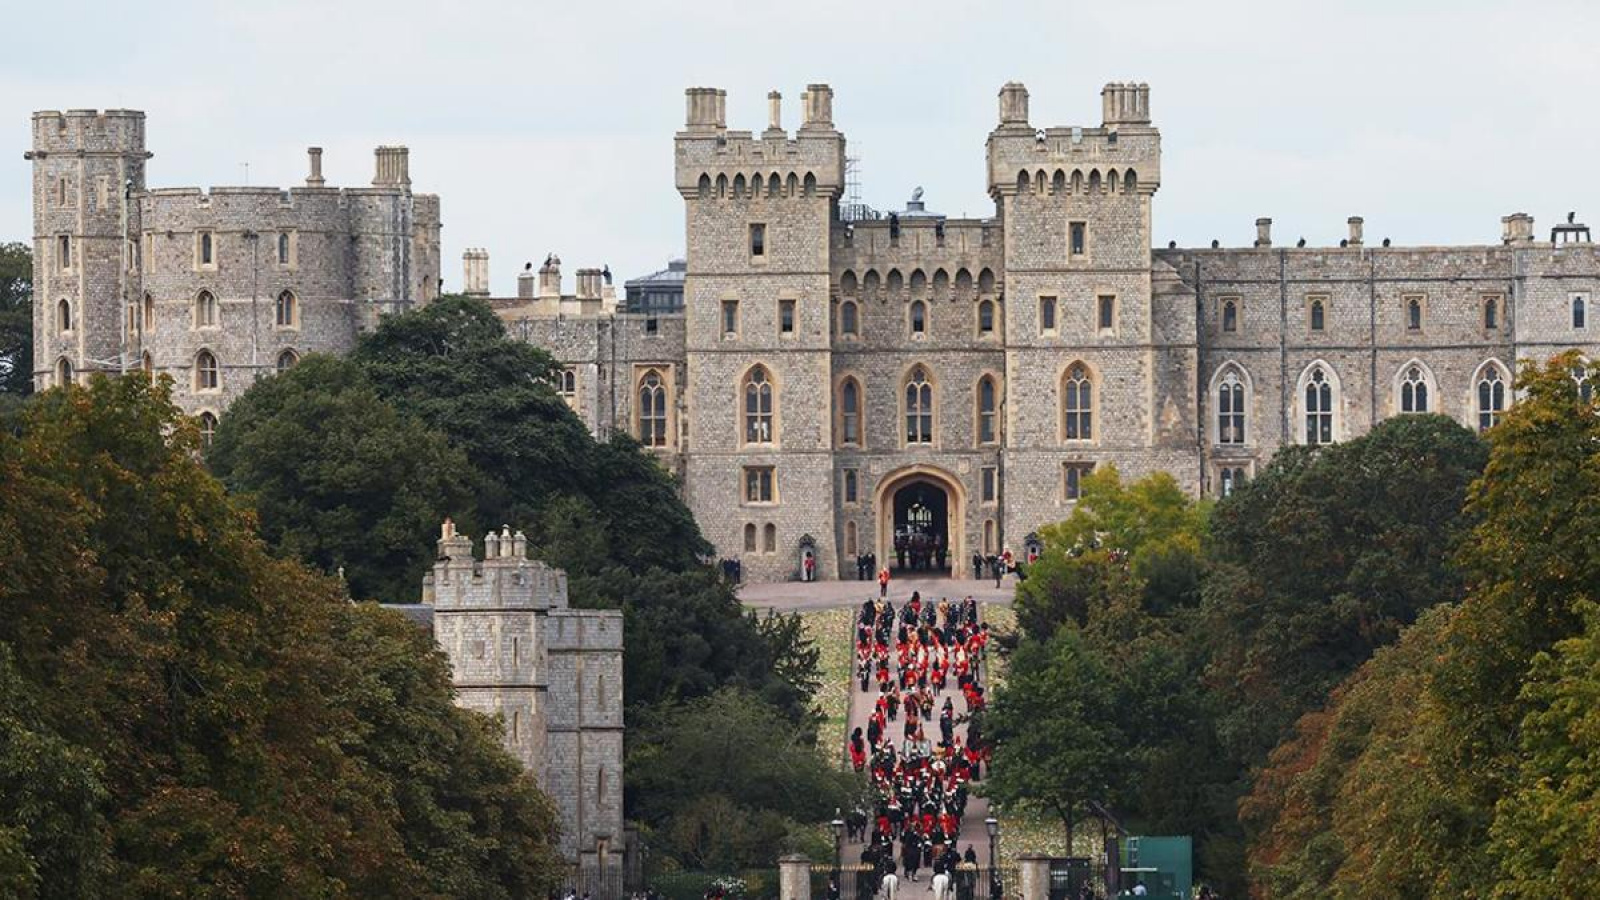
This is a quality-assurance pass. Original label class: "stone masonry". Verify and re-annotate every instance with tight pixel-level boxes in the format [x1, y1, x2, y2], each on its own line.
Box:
[482, 80, 1600, 582]
[421, 521, 624, 870]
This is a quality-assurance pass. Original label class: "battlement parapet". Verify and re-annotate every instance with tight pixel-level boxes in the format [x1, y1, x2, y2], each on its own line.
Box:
[423, 520, 568, 610]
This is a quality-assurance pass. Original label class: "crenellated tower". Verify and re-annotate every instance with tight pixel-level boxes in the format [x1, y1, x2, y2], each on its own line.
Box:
[676, 85, 845, 581]
[26, 109, 151, 387]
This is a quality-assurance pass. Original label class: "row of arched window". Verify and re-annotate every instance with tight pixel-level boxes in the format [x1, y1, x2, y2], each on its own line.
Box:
[1210, 358, 1520, 446]
[50, 347, 299, 392]
[1016, 167, 1139, 195]
[59, 290, 302, 337]
[1217, 293, 1591, 335]
[742, 522, 779, 554]
[834, 297, 1001, 339]
[696, 171, 819, 200]
[838, 266, 997, 299]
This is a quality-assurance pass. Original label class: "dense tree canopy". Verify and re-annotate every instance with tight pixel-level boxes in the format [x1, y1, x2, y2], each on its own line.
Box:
[0, 376, 565, 897]
[1242, 355, 1600, 898]
[0, 242, 32, 411]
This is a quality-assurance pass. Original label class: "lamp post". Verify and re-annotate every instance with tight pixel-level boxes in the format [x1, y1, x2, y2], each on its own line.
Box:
[985, 817, 1000, 900]
[829, 815, 845, 900]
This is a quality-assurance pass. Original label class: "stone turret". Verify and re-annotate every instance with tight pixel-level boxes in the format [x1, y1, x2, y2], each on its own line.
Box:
[1101, 82, 1151, 127]
[372, 145, 410, 188]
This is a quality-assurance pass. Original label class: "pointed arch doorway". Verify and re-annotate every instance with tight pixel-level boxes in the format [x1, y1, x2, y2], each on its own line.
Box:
[875, 464, 964, 577]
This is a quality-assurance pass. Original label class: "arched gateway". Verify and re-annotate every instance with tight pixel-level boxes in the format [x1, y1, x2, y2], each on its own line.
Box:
[874, 465, 965, 577]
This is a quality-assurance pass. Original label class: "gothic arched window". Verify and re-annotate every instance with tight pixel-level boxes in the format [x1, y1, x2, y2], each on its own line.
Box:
[1476, 362, 1508, 432]
[1575, 294, 1589, 330]
[1222, 299, 1238, 333]
[839, 300, 859, 337]
[638, 368, 668, 447]
[275, 290, 297, 328]
[57, 298, 71, 334]
[904, 366, 934, 445]
[55, 356, 73, 387]
[1399, 364, 1430, 413]
[198, 412, 218, 447]
[909, 300, 927, 336]
[1216, 367, 1246, 445]
[194, 350, 220, 392]
[1303, 365, 1335, 445]
[276, 349, 299, 373]
[194, 290, 218, 328]
[743, 366, 775, 445]
[838, 376, 862, 447]
[1062, 363, 1094, 442]
[976, 375, 998, 445]
[978, 299, 996, 335]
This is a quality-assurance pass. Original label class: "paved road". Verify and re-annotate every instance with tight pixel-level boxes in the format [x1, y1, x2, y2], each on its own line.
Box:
[835, 590, 1001, 874]
[739, 575, 1016, 612]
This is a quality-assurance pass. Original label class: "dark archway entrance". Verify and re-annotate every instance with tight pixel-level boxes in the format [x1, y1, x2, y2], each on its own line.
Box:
[891, 480, 950, 574]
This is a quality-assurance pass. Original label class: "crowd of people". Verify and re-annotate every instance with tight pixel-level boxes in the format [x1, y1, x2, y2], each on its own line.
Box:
[844, 592, 994, 900]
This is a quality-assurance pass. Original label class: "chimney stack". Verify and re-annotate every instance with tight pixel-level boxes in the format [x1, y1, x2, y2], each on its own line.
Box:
[306, 147, 325, 187]
[1347, 216, 1364, 247]
[575, 268, 602, 301]
[800, 84, 834, 130]
[1502, 212, 1535, 244]
[1255, 217, 1273, 248]
[372, 146, 410, 188]
[767, 91, 783, 134]
[1101, 83, 1151, 127]
[685, 87, 727, 132]
[518, 262, 537, 299]
[998, 82, 1030, 127]
[462, 249, 490, 297]
[539, 254, 562, 299]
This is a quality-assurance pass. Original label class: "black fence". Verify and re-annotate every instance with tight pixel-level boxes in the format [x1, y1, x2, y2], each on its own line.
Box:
[560, 865, 627, 900]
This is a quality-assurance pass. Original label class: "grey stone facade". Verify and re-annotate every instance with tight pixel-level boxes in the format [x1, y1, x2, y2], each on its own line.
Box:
[27, 110, 441, 433]
[491, 81, 1600, 583]
[421, 522, 624, 870]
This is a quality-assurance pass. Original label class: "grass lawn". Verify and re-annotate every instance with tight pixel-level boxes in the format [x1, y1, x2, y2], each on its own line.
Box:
[798, 607, 855, 767]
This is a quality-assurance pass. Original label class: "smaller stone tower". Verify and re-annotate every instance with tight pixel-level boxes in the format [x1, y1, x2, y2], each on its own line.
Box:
[27, 109, 152, 388]
[421, 520, 624, 870]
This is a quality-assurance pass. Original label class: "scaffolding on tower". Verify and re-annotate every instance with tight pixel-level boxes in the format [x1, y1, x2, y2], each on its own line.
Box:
[837, 154, 881, 223]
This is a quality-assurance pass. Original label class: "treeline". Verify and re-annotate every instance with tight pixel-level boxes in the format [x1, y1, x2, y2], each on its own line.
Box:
[986, 356, 1600, 897]
[207, 296, 854, 871]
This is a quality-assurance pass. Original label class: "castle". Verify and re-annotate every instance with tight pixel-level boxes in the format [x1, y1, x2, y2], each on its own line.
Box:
[416, 521, 625, 871]
[25, 109, 442, 440]
[29, 83, 1600, 585]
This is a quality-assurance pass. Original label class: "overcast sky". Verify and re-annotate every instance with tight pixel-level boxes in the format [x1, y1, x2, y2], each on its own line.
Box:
[3, 0, 1597, 295]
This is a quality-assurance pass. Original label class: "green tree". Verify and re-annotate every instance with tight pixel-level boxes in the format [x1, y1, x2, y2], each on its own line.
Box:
[207, 354, 477, 604]
[628, 688, 859, 870]
[0, 242, 31, 404]
[983, 629, 1127, 848]
[0, 374, 564, 897]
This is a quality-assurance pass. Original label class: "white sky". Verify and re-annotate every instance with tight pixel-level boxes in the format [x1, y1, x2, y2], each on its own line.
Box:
[3, 0, 1598, 295]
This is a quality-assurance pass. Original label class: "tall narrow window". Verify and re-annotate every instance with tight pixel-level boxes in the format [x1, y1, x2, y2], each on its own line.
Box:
[275, 290, 297, 328]
[194, 291, 218, 328]
[910, 300, 927, 336]
[1217, 368, 1245, 444]
[744, 523, 757, 552]
[743, 466, 775, 504]
[277, 232, 291, 265]
[1406, 296, 1424, 331]
[722, 299, 739, 336]
[978, 299, 996, 335]
[57, 298, 71, 334]
[57, 235, 71, 271]
[1039, 296, 1057, 333]
[1062, 364, 1093, 441]
[749, 223, 766, 257]
[1069, 222, 1086, 256]
[842, 469, 859, 505]
[198, 412, 218, 447]
[743, 366, 774, 444]
[276, 349, 298, 373]
[763, 523, 777, 553]
[143, 292, 155, 333]
[1222, 299, 1238, 333]
[1483, 295, 1500, 330]
[1219, 466, 1247, 498]
[1400, 365, 1429, 413]
[1309, 297, 1326, 332]
[838, 377, 861, 446]
[1304, 366, 1334, 445]
[1063, 462, 1094, 501]
[839, 300, 859, 337]
[1477, 365, 1506, 432]
[779, 299, 796, 334]
[55, 357, 73, 387]
[638, 369, 668, 447]
[845, 521, 858, 557]
[1573, 364, 1594, 404]
[904, 366, 934, 445]
[981, 467, 997, 504]
[558, 369, 577, 398]
[194, 350, 220, 392]
[1097, 295, 1116, 332]
[1574, 294, 1589, 330]
[977, 376, 998, 445]
[199, 232, 214, 267]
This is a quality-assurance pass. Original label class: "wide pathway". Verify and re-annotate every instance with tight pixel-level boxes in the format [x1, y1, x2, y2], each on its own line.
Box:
[739, 575, 1015, 612]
